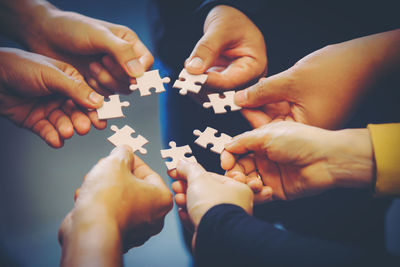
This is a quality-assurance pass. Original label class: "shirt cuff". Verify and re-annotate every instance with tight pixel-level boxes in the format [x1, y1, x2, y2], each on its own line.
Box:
[368, 123, 400, 197]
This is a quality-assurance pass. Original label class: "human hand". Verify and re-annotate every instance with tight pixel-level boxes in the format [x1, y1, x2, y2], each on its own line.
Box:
[24, 5, 154, 95]
[234, 30, 400, 129]
[185, 5, 267, 91]
[59, 146, 172, 266]
[221, 121, 375, 203]
[0, 48, 106, 148]
[169, 160, 253, 232]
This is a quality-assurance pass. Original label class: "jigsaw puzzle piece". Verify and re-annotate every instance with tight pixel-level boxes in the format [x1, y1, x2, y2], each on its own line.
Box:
[97, 94, 130, 120]
[203, 91, 242, 114]
[160, 141, 197, 170]
[107, 125, 148, 154]
[129, 69, 170, 96]
[193, 127, 232, 154]
[173, 69, 208, 95]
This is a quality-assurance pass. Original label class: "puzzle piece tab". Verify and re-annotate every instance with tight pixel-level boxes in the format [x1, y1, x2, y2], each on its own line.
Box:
[107, 125, 148, 154]
[129, 70, 170, 96]
[203, 91, 242, 114]
[173, 69, 208, 95]
[97, 95, 130, 120]
[160, 141, 197, 170]
[193, 127, 232, 154]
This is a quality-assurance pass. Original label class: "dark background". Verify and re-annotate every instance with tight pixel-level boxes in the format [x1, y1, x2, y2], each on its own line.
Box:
[0, 0, 399, 266]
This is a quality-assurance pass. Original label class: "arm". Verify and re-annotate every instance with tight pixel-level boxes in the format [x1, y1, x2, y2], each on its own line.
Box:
[0, 0, 154, 94]
[368, 123, 400, 196]
[59, 147, 173, 266]
[234, 29, 400, 129]
[195, 204, 397, 267]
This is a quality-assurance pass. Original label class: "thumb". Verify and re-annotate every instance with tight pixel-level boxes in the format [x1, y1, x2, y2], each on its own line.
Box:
[108, 145, 135, 170]
[44, 62, 104, 109]
[225, 126, 273, 155]
[176, 160, 206, 185]
[95, 29, 151, 78]
[234, 70, 292, 108]
[184, 30, 224, 75]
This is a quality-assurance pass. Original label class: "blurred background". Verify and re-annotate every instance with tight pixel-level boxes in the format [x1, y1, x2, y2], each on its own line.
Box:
[0, 0, 399, 266]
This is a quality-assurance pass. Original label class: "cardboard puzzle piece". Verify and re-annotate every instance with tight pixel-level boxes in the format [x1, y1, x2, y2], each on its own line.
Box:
[97, 94, 130, 120]
[173, 69, 208, 95]
[107, 125, 148, 154]
[129, 69, 170, 96]
[203, 91, 242, 114]
[193, 127, 232, 154]
[160, 141, 197, 170]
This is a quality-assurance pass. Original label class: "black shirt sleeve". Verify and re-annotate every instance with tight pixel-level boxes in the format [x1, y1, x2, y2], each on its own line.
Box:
[195, 204, 398, 267]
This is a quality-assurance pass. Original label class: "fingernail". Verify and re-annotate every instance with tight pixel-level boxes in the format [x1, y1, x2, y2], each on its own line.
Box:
[234, 90, 248, 105]
[126, 59, 144, 77]
[89, 62, 102, 75]
[186, 57, 204, 70]
[89, 91, 104, 104]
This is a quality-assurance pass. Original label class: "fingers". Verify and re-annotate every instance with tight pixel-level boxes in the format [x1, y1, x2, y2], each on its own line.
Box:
[62, 100, 91, 136]
[108, 145, 135, 171]
[172, 180, 187, 194]
[185, 30, 224, 75]
[86, 109, 107, 130]
[31, 119, 63, 148]
[253, 186, 273, 204]
[130, 155, 168, 189]
[175, 160, 207, 184]
[48, 109, 74, 140]
[98, 27, 153, 78]
[178, 208, 194, 234]
[174, 193, 186, 207]
[240, 109, 272, 128]
[225, 127, 270, 155]
[234, 71, 291, 108]
[45, 60, 104, 109]
[220, 150, 237, 170]
[205, 56, 265, 90]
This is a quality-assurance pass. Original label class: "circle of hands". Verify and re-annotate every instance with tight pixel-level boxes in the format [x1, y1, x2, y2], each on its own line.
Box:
[1, 2, 393, 257]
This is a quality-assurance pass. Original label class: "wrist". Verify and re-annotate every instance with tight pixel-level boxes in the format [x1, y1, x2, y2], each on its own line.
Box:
[60, 206, 123, 267]
[327, 129, 375, 190]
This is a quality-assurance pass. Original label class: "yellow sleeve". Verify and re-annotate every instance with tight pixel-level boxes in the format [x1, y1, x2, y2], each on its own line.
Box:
[367, 123, 400, 197]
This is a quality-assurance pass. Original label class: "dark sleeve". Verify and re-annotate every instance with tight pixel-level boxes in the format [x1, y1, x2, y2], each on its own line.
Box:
[195, 204, 398, 267]
[195, 0, 265, 27]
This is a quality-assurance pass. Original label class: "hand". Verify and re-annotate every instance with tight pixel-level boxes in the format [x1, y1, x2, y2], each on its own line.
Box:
[169, 160, 253, 233]
[0, 48, 106, 148]
[23, 4, 154, 95]
[221, 121, 375, 203]
[234, 30, 400, 129]
[59, 146, 173, 266]
[185, 5, 267, 91]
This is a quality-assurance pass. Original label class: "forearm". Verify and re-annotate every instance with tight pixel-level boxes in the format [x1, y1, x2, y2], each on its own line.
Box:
[60, 211, 123, 267]
[0, 0, 56, 46]
[195, 204, 395, 266]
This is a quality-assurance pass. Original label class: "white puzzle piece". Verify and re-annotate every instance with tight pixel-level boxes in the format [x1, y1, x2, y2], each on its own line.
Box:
[160, 141, 197, 170]
[193, 127, 232, 154]
[129, 69, 170, 96]
[173, 69, 208, 95]
[203, 91, 242, 114]
[97, 95, 130, 120]
[107, 125, 148, 154]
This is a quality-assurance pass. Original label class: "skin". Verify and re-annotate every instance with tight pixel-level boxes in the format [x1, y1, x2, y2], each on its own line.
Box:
[0, 0, 154, 96]
[0, 48, 106, 147]
[59, 146, 173, 267]
[234, 29, 400, 129]
[185, 5, 267, 91]
[221, 121, 375, 203]
[169, 160, 254, 250]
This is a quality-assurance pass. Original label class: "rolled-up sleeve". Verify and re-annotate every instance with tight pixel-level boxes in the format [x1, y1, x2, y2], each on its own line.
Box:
[368, 123, 400, 197]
